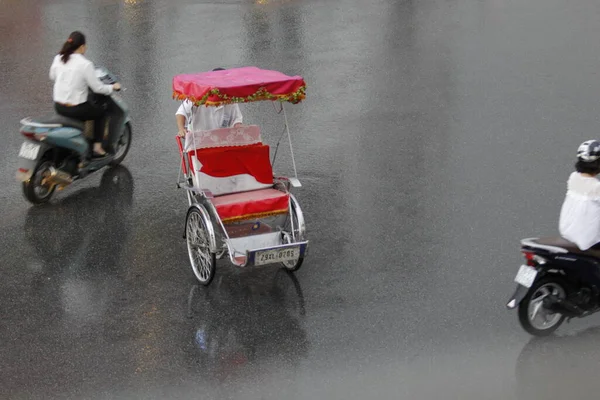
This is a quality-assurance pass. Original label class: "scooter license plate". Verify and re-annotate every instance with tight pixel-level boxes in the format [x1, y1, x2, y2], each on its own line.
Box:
[18, 142, 40, 160]
[255, 246, 300, 266]
[514, 265, 538, 288]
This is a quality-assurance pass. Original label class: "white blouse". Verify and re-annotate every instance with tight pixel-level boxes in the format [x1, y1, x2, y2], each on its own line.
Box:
[49, 53, 113, 105]
[559, 172, 600, 250]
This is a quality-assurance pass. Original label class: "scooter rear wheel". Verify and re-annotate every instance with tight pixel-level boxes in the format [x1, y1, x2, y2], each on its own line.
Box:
[22, 159, 56, 205]
[518, 276, 569, 336]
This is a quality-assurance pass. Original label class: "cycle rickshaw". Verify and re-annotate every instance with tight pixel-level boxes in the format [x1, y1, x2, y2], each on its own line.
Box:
[174, 67, 309, 286]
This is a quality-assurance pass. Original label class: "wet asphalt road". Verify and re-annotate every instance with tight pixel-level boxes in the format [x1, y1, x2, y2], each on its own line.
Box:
[3, 0, 600, 398]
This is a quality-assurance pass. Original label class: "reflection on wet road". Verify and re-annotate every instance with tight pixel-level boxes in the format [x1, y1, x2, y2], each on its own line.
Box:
[3, 0, 600, 398]
[186, 270, 308, 386]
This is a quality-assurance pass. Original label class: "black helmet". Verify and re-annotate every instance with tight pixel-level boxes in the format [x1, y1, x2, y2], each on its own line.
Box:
[577, 140, 600, 162]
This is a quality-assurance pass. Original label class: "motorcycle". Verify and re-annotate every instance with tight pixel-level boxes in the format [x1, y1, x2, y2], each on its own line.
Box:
[16, 66, 132, 205]
[506, 236, 600, 336]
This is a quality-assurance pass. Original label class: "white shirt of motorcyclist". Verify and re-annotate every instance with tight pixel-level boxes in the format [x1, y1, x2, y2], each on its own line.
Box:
[559, 172, 600, 250]
[49, 53, 113, 105]
[176, 99, 243, 131]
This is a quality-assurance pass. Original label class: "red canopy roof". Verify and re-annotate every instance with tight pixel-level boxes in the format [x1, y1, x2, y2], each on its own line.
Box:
[172, 67, 306, 106]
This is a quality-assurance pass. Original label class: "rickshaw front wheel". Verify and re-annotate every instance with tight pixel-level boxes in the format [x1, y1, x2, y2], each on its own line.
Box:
[186, 208, 216, 286]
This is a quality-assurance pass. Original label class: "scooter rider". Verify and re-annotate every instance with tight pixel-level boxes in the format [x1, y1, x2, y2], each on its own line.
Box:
[50, 31, 121, 158]
[559, 140, 600, 250]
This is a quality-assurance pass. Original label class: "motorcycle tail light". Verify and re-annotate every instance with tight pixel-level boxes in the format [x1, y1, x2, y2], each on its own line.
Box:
[20, 131, 36, 139]
[20, 131, 46, 141]
[524, 252, 536, 266]
[522, 251, 546, 266]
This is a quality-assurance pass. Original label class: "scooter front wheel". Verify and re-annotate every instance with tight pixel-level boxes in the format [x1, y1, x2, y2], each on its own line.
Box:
[22, 159, 56, 205]
[110, 123, 132, 166]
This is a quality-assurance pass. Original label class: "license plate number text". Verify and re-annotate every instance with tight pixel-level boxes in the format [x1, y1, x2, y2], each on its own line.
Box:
[19, 142, 40, 160]
[514, 264, 538, 288]
[255, 247, 300, 266]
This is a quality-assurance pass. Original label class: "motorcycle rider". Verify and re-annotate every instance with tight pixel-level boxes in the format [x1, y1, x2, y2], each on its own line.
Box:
[175, 68, 243, 137]
[50, 31, 121, 157]
[559, 140, 600, 250]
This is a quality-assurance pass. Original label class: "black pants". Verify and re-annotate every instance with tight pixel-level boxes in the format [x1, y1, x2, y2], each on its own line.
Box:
[54, 102, 105, 143]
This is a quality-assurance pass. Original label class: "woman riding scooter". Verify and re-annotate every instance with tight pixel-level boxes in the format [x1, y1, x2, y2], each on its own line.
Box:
[558, 140, 600, 290]
[559, 140, 600, 250]
[49, 31, 121, 157]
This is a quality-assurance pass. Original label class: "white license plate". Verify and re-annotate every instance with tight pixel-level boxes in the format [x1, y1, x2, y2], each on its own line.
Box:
[514, 264, 538, 288]
[255, 247, 300, 266]
[18, 142, 40, 160]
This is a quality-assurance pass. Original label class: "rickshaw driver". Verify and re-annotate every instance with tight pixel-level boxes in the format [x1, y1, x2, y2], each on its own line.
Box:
[176, 67, 243, 137]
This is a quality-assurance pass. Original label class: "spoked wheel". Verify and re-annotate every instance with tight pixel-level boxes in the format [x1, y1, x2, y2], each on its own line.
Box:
[186, 207, 216, 286]
[110, 123, 132, 166]
[281, 232, 304, 271]
[518, 277, 569, 336]
[280, 196, 306, 271]
[22, 159, 56, 205]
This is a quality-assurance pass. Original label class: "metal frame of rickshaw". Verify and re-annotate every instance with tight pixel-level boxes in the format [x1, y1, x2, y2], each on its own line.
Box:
[174, 67, 309, 285]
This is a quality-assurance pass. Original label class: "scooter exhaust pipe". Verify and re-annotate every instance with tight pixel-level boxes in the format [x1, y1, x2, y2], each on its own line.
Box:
[543, 295, 583, 317]
[43, 166, 73, 188]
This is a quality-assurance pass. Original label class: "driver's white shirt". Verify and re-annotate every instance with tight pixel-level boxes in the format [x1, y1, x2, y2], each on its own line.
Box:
[49, 53, 113, 105]
[559, 172, 600, 250]
[176, 99, 243, 131]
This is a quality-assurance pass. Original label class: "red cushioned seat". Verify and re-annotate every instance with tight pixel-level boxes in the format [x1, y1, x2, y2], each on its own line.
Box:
[212, 189, 289, 223]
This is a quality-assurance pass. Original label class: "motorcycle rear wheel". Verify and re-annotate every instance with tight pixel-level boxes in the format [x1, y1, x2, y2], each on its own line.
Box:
[518, 276, 569, 336]
[22, 159, 56, 205]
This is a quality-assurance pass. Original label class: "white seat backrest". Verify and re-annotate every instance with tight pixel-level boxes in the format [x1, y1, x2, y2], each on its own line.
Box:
[184, 125, 262, 151]
[190, 161, 272, 195]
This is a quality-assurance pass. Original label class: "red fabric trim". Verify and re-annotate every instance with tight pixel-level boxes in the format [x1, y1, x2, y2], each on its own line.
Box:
[221, 209, 288, 223]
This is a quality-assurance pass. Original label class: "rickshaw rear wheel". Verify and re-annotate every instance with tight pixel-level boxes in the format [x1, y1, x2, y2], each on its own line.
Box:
[281, 231, 304, 271]
[280, 197, 305, 272]
[186, 207, 216, 286]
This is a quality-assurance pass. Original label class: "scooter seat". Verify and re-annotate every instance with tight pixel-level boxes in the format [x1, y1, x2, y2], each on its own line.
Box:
[27, 115, 85, 131]
[529, 237, 600, 259]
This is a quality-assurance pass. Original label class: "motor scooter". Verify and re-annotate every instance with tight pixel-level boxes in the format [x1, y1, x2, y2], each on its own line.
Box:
[16, 66, 132, 204]
[507, 237, 600, 336]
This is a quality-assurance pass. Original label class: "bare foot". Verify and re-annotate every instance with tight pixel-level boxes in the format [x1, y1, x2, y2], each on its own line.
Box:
[93, 144, 107, 156]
